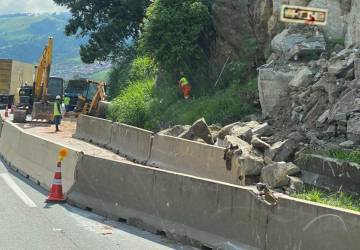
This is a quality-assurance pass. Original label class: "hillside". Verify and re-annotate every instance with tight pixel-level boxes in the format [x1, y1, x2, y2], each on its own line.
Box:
[0, 13, 111, 80]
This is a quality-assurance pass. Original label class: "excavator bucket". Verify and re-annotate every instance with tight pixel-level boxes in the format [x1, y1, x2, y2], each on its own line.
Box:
[32, 102, 54, 121]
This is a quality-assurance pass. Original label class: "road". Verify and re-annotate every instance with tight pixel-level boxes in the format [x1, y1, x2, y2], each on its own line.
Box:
[0, 160, 195, 250]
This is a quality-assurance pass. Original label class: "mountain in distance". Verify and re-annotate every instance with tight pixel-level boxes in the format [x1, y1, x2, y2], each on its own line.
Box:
[0, 13, 111, 81]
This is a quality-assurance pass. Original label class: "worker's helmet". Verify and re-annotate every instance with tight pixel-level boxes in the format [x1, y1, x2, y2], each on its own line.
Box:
[56, 95, 61, 100]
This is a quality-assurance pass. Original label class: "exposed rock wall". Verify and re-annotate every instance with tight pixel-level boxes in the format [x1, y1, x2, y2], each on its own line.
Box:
[346, 0, 360, 47]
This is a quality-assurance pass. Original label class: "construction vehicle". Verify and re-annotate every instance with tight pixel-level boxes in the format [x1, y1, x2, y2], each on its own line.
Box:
[17, 37, 64, 120]
[64, 79, 88, 111]
[0, 59, 34, 109]
[74, 80, 106, 116]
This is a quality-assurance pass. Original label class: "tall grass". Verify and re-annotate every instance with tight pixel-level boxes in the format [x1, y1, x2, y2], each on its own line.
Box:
[108, 56, 259, 131]
[293, 187, 360, 212]
[326, 150, 360, 165]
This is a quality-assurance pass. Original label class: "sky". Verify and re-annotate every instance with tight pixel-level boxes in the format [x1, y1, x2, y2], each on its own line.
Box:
[0, 0, 68, 14]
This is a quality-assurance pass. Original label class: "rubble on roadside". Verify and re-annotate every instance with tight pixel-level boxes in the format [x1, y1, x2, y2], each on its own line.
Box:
[157, 25, 360, 195]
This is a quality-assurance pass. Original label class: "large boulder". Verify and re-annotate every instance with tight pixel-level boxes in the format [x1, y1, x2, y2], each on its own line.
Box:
[258, 68, 297, 117]
[252, 122, 274, 137]
[229, 125, 253, 143]
[289, 66, 314, 88]
[217, 122, 243, 140]
[271, 28, 326, 60]
[308, 0, 348, 41]
[179, 118, 214, 144]
[345, 0, 360, 48]
[158, 125, 191, 137]
[347, 115, 360, 144]
[261, 162, 300, 188]
[328, 89, 360, 122]
[224, 136, 265, 176]
[265, 139, 298, 162]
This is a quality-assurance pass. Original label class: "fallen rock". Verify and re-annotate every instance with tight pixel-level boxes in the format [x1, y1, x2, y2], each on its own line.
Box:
[265, 139, 298, 162]
[217, 122, 243, 140]
[251, 137, 271, 151]
[230, 125, 253, 143]
[347, 116, 360, 144]
[289, 66, 314, 88]
[289, 176, 304, 192]
[339, 140, 355, 148]
[261, 162, 300, 188]
[158, 125, 191, 137]
[179, 118, 214, 144]
[328, 89, 360, 122]
[316, 109, 330, 126]
[224, 136, 265, 176]
[251, 122, 274, 137]
[208, 124, 222, 140]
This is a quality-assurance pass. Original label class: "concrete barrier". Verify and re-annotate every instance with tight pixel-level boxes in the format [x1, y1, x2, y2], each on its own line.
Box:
[73, 115, 113, 147]
[68, 155, 360, 250]
[0, 121, 81, 192]
[109, 122, 153, 164]
[296, 154, 360, 195]
[148, 134, 241, 185]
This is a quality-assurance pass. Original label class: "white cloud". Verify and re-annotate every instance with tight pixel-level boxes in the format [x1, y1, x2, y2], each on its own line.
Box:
[0, 0, 68, 14]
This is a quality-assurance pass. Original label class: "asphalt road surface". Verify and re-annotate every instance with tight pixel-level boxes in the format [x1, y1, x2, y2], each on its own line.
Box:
[0, 160, 196, 250]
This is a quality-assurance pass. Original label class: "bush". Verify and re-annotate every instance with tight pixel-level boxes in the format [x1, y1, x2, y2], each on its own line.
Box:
[107, 56, 157, 99]
[108, 79, 155, 127]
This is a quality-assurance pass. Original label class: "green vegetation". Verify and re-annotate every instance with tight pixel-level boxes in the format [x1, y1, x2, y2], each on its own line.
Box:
[57, 0, 260, 129]
[54, 0, 151, 63]
[140, 0, 211, 71]
[326, 150, 360, 165]
[108, 56, 257, 131]
[293, 187, 360, 213]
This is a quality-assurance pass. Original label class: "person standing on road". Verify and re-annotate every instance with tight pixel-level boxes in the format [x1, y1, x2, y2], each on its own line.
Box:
[54, 95, 62, 132]
[63, 95, 71, 112]
[178, 72, 192, 100]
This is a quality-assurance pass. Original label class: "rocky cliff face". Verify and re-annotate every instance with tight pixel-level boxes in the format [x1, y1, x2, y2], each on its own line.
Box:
[346, 0, 360, 47]
[209, 0, 360, 76]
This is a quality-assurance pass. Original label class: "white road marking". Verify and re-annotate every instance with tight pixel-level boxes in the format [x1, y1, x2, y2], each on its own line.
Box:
[0, 173, 37, 208]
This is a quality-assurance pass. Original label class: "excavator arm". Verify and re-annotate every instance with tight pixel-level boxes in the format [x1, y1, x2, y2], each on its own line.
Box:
[34, 37, 53, 102]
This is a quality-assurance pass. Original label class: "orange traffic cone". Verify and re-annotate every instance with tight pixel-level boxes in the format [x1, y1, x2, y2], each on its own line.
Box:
[4, 107, 8, 118]
[46, 161, 66, 203]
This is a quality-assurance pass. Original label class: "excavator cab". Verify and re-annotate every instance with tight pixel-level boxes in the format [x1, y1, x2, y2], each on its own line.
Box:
[75, 80, 106, 116]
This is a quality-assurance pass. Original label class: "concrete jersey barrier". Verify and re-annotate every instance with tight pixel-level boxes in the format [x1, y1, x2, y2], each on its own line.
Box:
[109, 122, 153, 164]
[148, 134, 241, 185]
[73, 115, 113, 147]
[68, 155, 360, 250]
[0, 121, 80, 192]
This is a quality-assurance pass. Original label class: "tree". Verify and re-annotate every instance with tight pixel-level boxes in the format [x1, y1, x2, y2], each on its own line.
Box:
[53, 0, 151, 63]
[140, 0, 211, 72]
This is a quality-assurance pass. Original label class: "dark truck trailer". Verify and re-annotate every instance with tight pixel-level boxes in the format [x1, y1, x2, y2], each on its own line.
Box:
[0, 59, 34, 108]
[64, 79, 88, 111]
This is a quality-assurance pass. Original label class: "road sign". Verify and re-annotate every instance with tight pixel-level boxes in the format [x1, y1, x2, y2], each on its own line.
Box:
[281, 5, 328, 26]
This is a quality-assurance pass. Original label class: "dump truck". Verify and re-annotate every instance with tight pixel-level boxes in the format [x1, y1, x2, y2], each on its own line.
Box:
[0, 59, 34, 108]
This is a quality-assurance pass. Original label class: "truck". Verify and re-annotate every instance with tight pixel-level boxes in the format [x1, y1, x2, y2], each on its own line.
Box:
[0, 59, 34, 108]
[64, 79, 88, 111]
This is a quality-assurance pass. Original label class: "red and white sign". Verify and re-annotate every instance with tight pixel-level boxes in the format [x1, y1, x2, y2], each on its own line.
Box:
[281, 5, 328, 26]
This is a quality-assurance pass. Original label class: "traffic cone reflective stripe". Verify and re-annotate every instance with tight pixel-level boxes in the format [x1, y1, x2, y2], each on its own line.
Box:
[46, 161, 66, 203]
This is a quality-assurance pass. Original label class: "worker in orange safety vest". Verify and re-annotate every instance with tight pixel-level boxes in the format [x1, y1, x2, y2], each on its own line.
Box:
[178, 72, 192, 100]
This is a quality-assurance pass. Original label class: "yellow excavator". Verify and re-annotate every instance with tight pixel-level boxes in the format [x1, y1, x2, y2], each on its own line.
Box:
[31, 37, 64, 120]
[74, 80, 106, 116]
